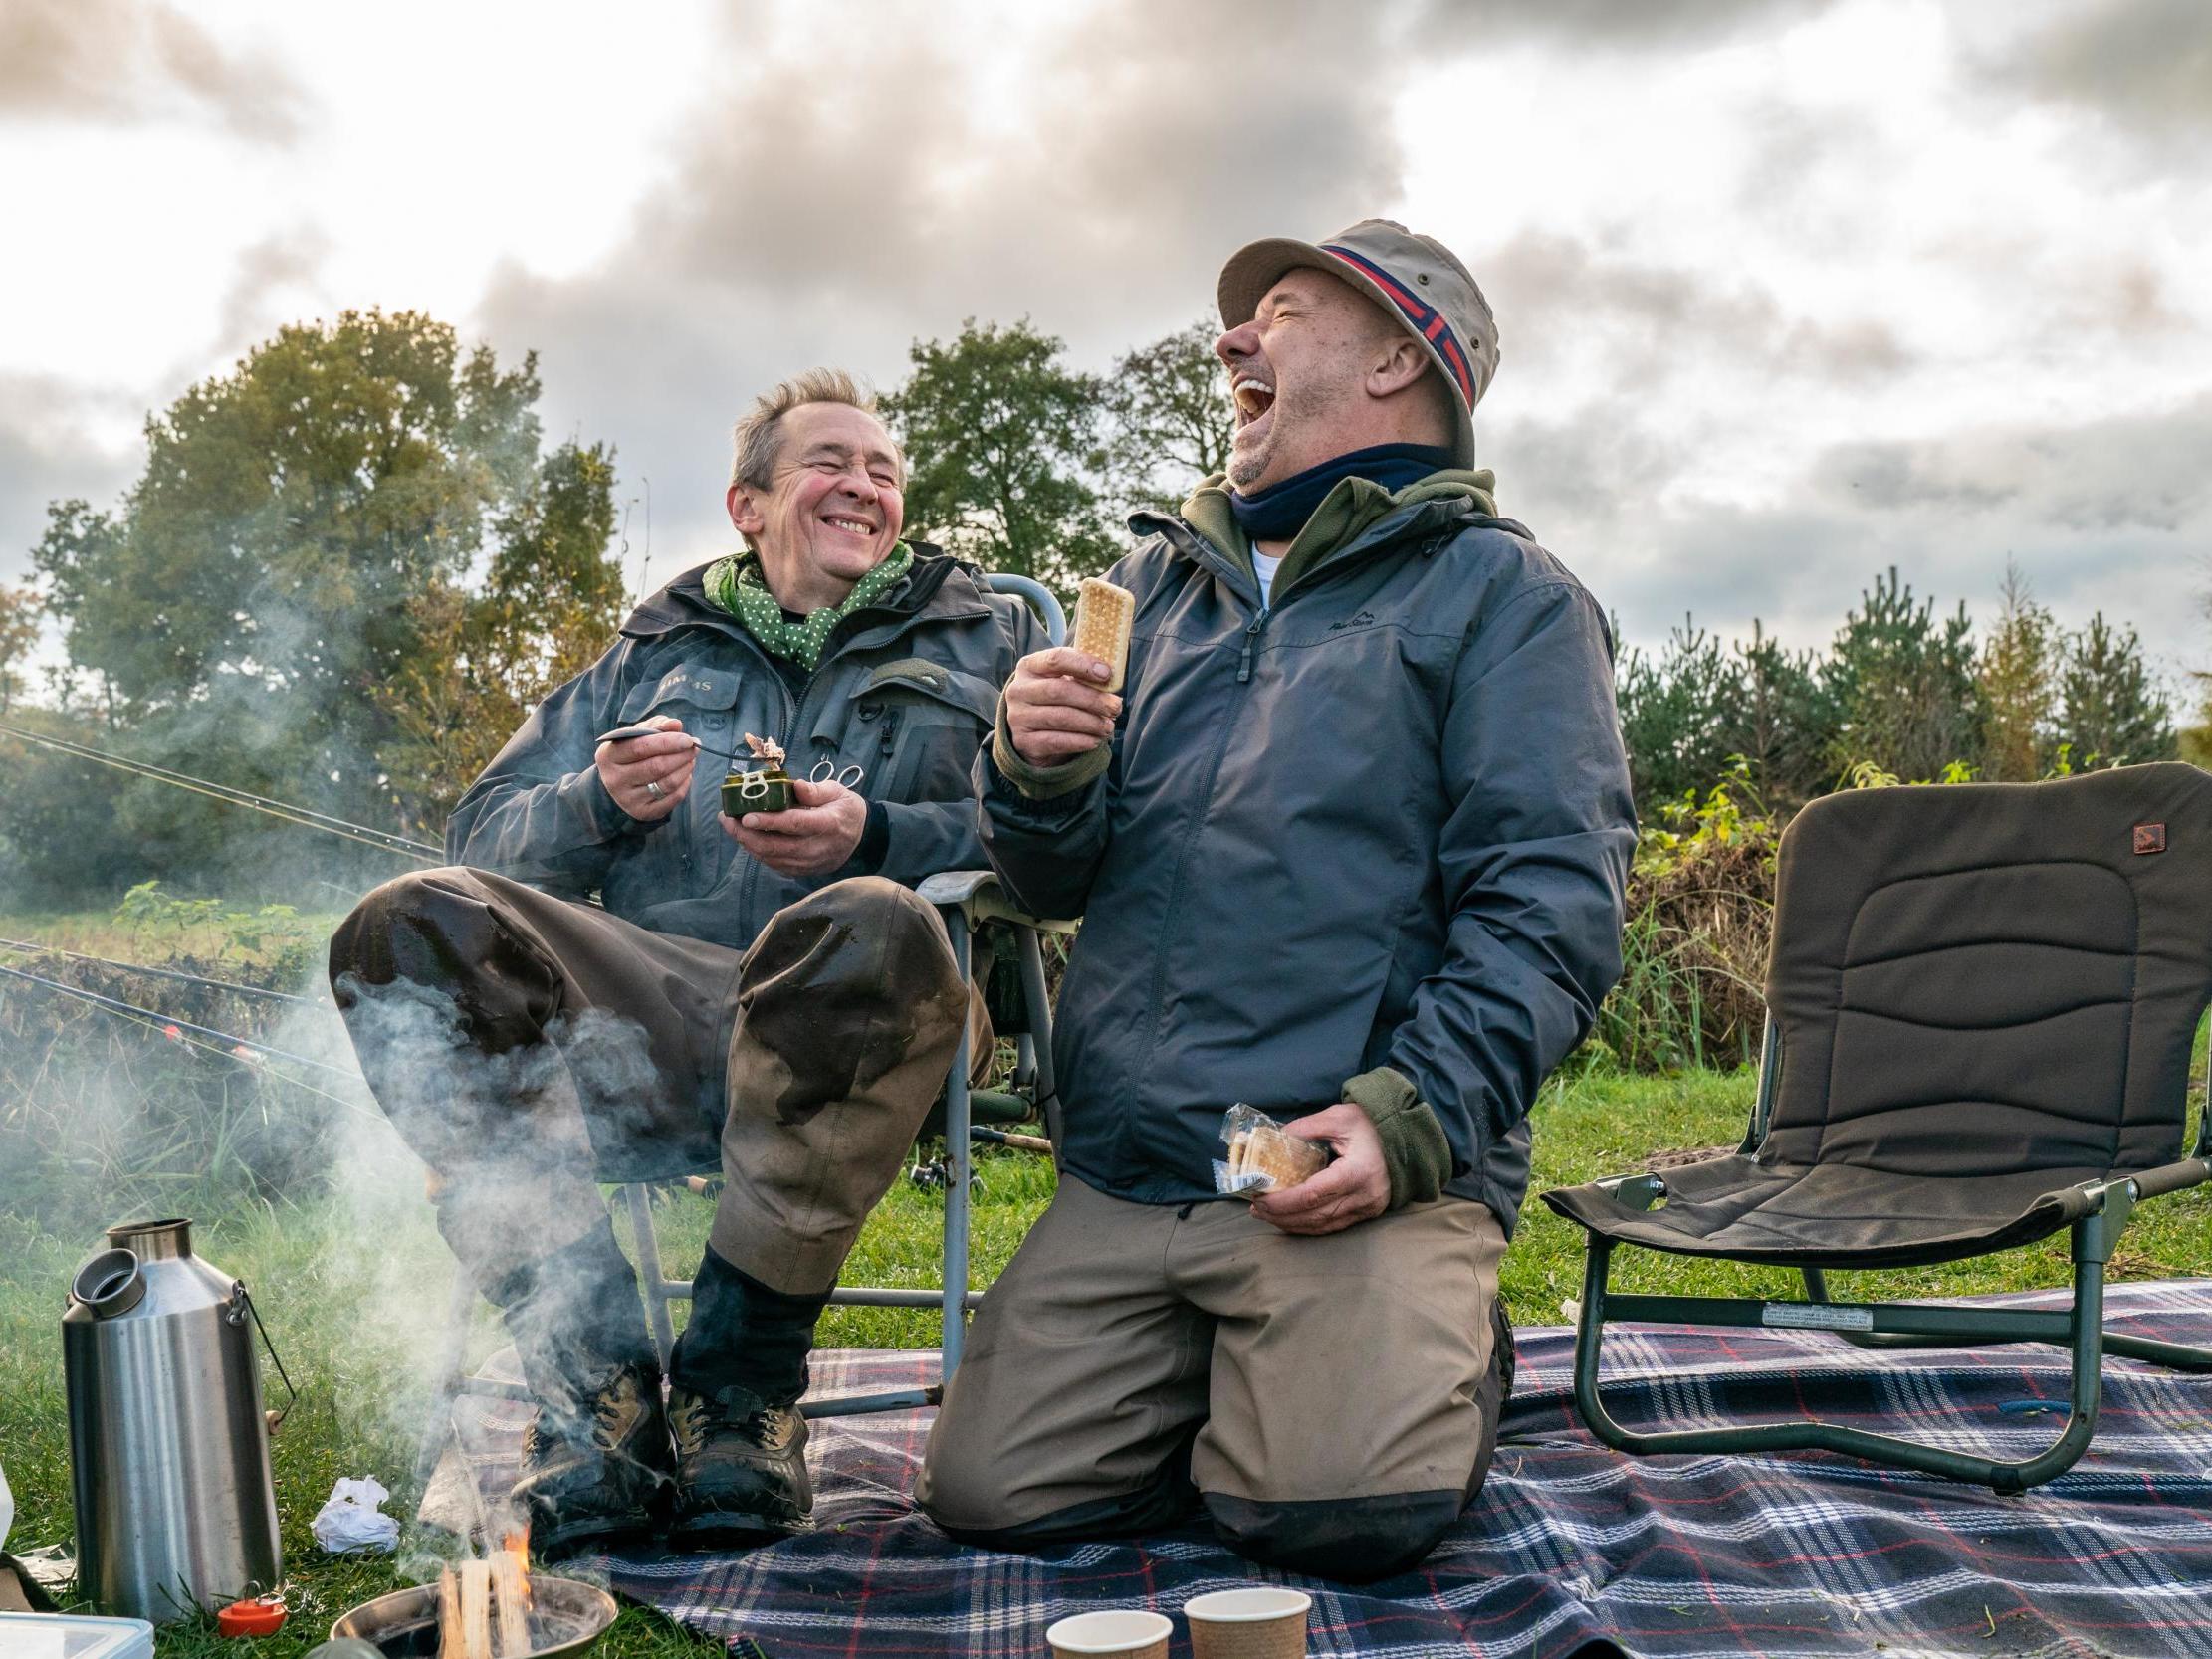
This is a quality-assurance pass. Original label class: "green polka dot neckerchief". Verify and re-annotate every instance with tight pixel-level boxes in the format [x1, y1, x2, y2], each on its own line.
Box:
[701, 542, 914, 673]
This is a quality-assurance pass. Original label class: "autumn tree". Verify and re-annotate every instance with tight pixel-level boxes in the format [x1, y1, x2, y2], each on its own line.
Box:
[1977, 562, 2059, 780]
[375, 440, 626, 832]
[15, 310, 619, 895]
[0, 583, 40, 714]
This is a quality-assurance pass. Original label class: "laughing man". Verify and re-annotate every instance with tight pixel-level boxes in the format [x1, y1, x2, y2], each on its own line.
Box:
[917, 222, 1637, 1579]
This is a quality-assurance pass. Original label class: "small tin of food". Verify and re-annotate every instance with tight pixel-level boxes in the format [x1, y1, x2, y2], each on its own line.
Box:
[723, 768, 794, 816]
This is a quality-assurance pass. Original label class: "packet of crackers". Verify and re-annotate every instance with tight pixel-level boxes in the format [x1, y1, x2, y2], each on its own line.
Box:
[1214, 1104, 1330, 1198]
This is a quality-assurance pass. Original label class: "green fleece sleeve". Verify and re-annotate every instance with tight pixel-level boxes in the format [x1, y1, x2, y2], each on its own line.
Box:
[990, 693, 1112, 799]
[1341, 1066, 1454, 1209]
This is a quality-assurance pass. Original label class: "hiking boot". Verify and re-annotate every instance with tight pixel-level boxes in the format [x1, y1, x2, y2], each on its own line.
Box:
[511, 1357, 675, 1556]
[667, 1384, 812, 1544]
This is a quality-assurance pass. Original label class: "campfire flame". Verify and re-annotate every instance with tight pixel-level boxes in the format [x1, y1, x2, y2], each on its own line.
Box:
[503, 1528, 532, 1610]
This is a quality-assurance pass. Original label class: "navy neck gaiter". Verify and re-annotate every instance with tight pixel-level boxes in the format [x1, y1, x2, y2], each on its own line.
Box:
[1226, 443, 1456, 541]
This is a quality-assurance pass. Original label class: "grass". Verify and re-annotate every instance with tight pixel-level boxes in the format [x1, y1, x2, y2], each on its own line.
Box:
[7, 1060, 2209, 1657]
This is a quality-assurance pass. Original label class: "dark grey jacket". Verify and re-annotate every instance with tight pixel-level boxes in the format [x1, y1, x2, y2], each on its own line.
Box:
[448, 547, 1042, 948]
[978, 502, 1635, 1233]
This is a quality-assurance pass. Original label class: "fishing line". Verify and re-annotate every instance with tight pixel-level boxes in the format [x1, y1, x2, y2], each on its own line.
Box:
[0, 959, 359, 1077]
[0, 721, 443, 862]
[0, 936, 327, 1006]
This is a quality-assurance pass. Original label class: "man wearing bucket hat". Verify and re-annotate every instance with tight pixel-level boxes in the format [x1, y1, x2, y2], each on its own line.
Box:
[917, 221, 1636, 1580]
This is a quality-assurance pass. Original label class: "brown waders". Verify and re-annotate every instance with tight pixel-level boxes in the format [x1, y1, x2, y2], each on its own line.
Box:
[330, 866, 976, 1408]
[915, 1175, 1512, 1582]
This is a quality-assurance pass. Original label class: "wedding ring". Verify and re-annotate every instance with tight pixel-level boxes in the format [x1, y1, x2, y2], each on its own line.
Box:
[644, 779, 664, 800]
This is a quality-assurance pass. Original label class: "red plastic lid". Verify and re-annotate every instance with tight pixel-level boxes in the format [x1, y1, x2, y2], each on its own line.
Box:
[217, 1595, 289, 1636]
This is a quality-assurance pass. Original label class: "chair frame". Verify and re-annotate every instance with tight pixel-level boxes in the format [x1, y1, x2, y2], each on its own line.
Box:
[1570, 1017, 2212, 1493]
[414, 573, 1075, 1484]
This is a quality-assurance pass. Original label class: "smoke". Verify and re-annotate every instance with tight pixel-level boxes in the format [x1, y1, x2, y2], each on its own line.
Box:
[319, 955, 676, 1557]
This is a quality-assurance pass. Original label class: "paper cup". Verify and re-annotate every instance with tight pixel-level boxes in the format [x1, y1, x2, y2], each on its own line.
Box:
[1183, 1587, 1313, 1659]
[1045, 1608, 1173, 1659]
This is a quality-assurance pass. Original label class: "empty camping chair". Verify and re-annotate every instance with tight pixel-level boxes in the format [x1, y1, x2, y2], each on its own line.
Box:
[1544, 762, 2212, 1492]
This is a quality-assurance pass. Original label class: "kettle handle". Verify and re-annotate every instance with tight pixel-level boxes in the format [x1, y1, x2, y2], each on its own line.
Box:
[227, 1282, 298, 1432]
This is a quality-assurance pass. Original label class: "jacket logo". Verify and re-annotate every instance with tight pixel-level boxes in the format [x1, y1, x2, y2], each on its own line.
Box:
[1329, 610, 1379, 633]
[2134, 823, 2166, 855]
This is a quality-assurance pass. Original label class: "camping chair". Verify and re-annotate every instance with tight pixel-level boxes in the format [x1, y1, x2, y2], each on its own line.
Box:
[1544, 762, 2212, 1493]
[417, 573, 1075, 1482]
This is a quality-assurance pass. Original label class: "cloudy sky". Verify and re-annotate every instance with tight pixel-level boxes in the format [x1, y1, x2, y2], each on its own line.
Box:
[3, 0, 2208, 685]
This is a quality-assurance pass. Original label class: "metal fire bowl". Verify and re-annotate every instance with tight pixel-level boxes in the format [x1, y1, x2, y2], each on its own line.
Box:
[331, 1574, 618, 1659]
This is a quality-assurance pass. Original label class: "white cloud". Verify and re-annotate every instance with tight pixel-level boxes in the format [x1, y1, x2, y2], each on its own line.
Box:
[1, 0, 2207, 693]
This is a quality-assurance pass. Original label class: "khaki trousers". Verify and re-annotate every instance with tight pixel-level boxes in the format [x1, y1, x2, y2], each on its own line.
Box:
[330, 867, 977, 1296]
[916, 1174, 1511, 1582]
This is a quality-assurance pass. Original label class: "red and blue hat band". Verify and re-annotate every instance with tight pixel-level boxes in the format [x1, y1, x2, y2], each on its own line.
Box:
[1320, 243, 1476, 409]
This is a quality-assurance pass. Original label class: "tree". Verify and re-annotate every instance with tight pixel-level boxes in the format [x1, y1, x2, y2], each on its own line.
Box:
[12, 310, 621, 898]
[1615, 616, 1838, 816]
[1823, 567, 1984, 782]
[1102, 319, 1233, 518]
[1723, 620, 1838, 809]
[881, 319, 1117, 597]
[2060, 613, 2174, 767]
[1615, 617, 1741, 812]
[374, 441, 626, 832]
[33, 309, 547, 822]
[1977, 561, 2059, 781]
[0, 583, 39, 714]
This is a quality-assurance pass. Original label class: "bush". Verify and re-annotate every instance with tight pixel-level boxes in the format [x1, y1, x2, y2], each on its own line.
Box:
[1590, 764, 1778, 1073]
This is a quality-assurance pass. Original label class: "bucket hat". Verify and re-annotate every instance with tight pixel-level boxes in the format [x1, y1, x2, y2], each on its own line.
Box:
[1218, 217, 1499, 467]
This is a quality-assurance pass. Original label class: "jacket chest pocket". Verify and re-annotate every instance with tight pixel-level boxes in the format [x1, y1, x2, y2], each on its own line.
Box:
[614, 666, 748, 878]
[823, 659, 997, 805]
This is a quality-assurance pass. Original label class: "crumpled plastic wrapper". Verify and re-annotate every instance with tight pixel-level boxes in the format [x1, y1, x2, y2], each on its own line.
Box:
[312, 1476, 399, 1554]
[1213, 1103, 1330, 1198]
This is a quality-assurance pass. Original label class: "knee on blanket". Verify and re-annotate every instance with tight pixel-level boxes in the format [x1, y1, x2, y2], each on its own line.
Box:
[920, 1469, 1198, 1551]
[1203, 1489, 1463, 1583]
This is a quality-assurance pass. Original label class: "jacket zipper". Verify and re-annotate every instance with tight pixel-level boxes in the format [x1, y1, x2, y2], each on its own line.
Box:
[1236, 608, 1269, 684]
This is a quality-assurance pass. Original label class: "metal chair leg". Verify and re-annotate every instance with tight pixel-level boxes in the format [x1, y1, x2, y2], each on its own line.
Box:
[941, 913, 974, 1379]
[1572, 1222, 2121, 1492]
[621, 1182, 679, 1369]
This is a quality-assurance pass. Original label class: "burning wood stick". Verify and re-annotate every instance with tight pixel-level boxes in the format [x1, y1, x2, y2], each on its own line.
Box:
[436, 1533, 535, 1659]
[492, 1545, 531, 1658]
[460, 1560, 492, 1659]
[436, 1566, 465, 1659]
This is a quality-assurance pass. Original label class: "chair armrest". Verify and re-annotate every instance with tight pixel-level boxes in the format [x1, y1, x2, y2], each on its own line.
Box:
[2117, 1157, 2212, 1201]
[1593, 1172, 1667, 1211]
[918, 870, 999, 906]
[917, 869, 1080, 935]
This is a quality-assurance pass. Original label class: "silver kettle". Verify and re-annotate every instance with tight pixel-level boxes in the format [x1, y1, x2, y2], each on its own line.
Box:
[62, 1217, 293, 1623]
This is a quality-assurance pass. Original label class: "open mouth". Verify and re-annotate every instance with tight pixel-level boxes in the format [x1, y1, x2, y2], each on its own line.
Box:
[1231, 372, 1276, 430]
[821, 516, 877, 539]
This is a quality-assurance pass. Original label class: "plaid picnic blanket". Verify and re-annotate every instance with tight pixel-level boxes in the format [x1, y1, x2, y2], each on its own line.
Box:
[425, 1281, 2212, 1658]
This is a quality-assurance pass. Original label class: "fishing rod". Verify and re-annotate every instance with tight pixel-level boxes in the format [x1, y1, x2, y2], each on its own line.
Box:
[0, 721, 443, 862]
[4, 969, 381, 1124]
[0, 936, 326, 1006]
[0, 958, 358, 1078]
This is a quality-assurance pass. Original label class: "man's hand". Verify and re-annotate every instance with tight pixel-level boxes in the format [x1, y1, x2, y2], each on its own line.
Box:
[1249, 1103, 1392, 1236]
[724, 776, 868, 878]
[1004, 646, 1122, 767]
[594, 715, 696, 822]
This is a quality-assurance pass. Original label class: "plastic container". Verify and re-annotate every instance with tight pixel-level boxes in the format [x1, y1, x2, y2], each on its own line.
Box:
[0, 1612, 156, 1659]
